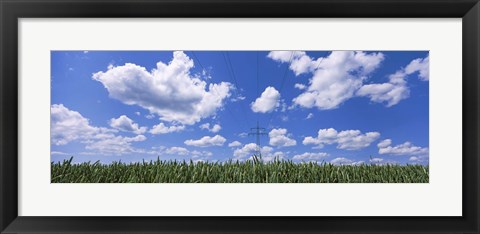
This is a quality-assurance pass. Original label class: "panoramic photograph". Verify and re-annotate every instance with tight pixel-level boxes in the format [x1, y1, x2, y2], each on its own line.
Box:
[51, 50, 429, 183]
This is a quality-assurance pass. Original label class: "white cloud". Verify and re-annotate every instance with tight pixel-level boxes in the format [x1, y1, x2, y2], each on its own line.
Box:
[293, 51, 384, 110]
[135, 111, 140, 116]
[145, 114, 155, 119]
[92, 51, 232, 125]
[267, 51, 295, 63]
[377, 139, 392, 148]
[306, 113, 314, 119]
[369, 157, 384, 164]
[231, 95, 246, 102]
[51, 104, 144, 156]
[276, 51, 385, 110]
[109, 115, 147, 134]
[405, 56, 429, 81]
[251, 86, 281, 113]
[330, 157, 364, 165]
[184, 135, 226, 147]
[268, 128, 296, 147]
[228, 141, 242, 147]
[199, 123, 221, 133]
[238, 132, 248, 138]
[165, 147, 190, 156]
[357, 55, 429, 107]
[51, 104, 100, 145]
[377, 139, 429, 156]
[268, 51, 322, 76]
[191, 150, 214, 162]
[260, 152, 285, 162]
[233, 145, 287, 162]
[280, 102, 287, 112]
[211, 124, 221, 132]
[51, 151, 68, 155]
[330, 157, 353, 165]
[292, 152, 328, 161]
[149, 123, 185, 134]
[85, 135, 147, 155]
[191, 150, 213, 157]
[356, 78, 409, 107]
[233, 143, 273, 160]
[294, 83, 307, 90]
[303, 128, 380, 150]
[409, 155, 429, 164]
[150, 146, 214, 162]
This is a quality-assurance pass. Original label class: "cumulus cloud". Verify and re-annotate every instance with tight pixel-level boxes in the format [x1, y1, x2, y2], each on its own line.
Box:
[85, 135, 147, 154]
[368, 157, 399, 165]
[184, 135, 226, 147]
[199, 123, 221, 133]
[268, 128, 296, 147]
[109, 115, 147, 134]
[409, 155, 429, 164]
[251, 86, 281, 113]
[369, 157, 384, 164]
[191, 150, 213, 157]
[261, 151, 287, 162]
[294, 83, 307, 90]
[51, 105, 149, 155]
[149, 123, 185, 134]
[165, 146, 190, 156]
[149, 146, 213, 161]
[303, 128, 380, 150]
[51, 104, 100, 146]
[357, 55, 429, 106]
[405, 56, 429, 81]
[271, 51, 385, 110]
[330, 157, 365, 165]
[377, 139, 392, 148]
[377, 139, 429, 156]
[268, 51, 323, 76]
[292, 152, 328, 161]
[191, 150, 214, 162]
[92, 51, 232, 125]
[306, 113, 314, 119]
[228, 141, 242, 147]
[233, 143, 273, 160]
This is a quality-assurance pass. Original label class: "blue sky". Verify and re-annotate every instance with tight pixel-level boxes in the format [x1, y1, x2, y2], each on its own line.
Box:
[51, 50, 429, 165]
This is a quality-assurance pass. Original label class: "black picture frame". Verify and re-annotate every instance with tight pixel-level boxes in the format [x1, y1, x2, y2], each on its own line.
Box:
[1, 0, 479, 233]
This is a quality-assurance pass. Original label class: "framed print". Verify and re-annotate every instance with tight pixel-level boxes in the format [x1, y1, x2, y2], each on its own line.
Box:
[1, 0, 479, 233]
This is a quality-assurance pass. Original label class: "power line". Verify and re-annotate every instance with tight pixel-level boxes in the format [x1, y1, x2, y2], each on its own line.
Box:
[266, 51, 295, 127]
[190, 51, 249, 130]
[278, 51, 295, 95]
[313, 56, 325, 71]
[191, 51, 205, 72]
[223, 52, 241, 91]
[267, 52, 325, 128]
[222, 51, 252, 127]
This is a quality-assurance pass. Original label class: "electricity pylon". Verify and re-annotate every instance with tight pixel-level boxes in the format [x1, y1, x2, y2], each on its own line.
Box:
[248, 121, 268, 159]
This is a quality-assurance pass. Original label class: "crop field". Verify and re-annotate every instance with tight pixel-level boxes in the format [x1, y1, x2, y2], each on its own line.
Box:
[51, 157, 429, 183]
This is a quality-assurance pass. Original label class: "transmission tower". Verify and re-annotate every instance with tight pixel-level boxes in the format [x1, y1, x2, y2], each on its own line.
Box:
[248, 121, 268, 159]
